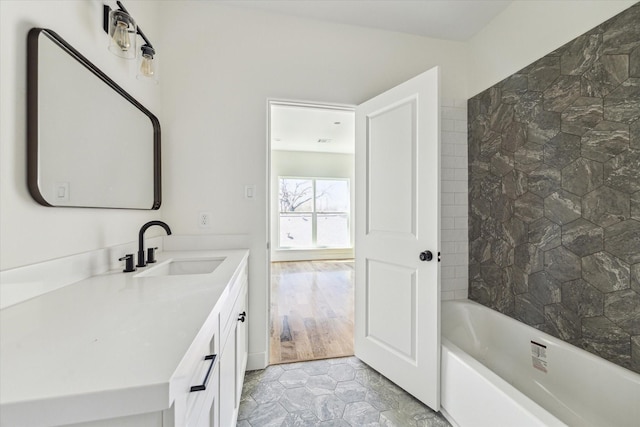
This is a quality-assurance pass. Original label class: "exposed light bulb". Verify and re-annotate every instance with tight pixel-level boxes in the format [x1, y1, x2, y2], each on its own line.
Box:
[113, 20, 131, 51]
[140, 52, 154, 77]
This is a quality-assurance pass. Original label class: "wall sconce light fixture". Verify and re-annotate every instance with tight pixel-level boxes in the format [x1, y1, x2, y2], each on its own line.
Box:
[103, 1, 157, 80]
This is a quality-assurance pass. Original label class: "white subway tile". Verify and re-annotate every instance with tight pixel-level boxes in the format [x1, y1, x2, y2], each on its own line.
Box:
[442, 266, 456, 279]
[442, 180, 468, 193]
[454, 193, 469, 206]
[454, 289, 469, 299]
[455, 266, 469, 278]
[441, 98, 455, 108]
[442, 205, 467, 217]
[454, 144, 469, 157]
[440, 241, 456, 253]
[441, 291, 455, 301]
[452, 229, 469, 241]
[441, 180, 455, 192]
[454, 168, 469, 181]
[442, 107, 466, 121]
[454, 120, 468, 133]
[449, 253, 469, 265]
[442, 119, 455, 132]
[441, 229, 468, 242]
[441, 217, 455, 230]
[455, 241, 469, 253]
[441, 278, 456, 291]
[441, 193, 455, 206]
[442, 132, 467, 145]
[441, 168, 456, 181]
[441, 144, 456, 156]
[446, 159, 467, 171]
[440, 254, 464, 266]
[442, 278, 468, 291]
[454, 217, 469, 229]
[441, 99, 468, 298]
[441, 157, 461, 169]
[454, 99, 468, 109]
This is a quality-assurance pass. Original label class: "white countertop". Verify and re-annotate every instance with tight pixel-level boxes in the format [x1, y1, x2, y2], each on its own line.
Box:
[0, 249, 249, 427]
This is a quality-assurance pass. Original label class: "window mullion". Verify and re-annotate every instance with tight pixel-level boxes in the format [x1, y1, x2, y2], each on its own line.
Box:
[312, 179, 317, 247]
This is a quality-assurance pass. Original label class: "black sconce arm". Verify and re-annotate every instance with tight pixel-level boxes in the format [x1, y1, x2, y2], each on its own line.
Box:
[103, 1, 154, 50]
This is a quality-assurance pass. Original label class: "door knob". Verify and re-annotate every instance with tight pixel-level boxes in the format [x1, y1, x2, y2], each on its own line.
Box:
[419, 250, 433, 262]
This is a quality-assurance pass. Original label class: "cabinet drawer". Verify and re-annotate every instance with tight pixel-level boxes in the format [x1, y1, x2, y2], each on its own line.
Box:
[184, 314, 219, 425]
[188, 364, 219, 427]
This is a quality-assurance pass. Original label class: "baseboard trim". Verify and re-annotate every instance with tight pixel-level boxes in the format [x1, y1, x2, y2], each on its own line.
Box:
[246, 351, 268, 371]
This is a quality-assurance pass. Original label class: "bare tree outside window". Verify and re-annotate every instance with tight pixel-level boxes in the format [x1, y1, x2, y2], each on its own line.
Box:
[279, 179, 313, 212]
[278, 177, 350, 248]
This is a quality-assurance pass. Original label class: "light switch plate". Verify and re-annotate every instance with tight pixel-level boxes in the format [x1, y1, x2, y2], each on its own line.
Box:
[245, 185, 256, 199]
[54, 182, 69, 202]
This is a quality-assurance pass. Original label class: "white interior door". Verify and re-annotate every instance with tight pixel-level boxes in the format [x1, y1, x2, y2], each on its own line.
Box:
[354, 66, 440, 409]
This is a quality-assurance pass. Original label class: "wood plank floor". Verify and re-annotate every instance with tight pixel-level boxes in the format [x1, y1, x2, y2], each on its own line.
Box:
[270, 260, 354, 365]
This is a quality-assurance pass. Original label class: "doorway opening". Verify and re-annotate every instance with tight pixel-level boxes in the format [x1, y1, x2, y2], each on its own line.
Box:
[268, 101, 355, 364]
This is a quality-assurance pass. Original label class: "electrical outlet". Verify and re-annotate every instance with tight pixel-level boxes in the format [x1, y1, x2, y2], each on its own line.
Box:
[198, 212, 212, 228]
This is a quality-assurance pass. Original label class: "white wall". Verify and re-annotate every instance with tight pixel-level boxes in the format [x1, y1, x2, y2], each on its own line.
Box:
[158, 2, 469, 369]
[0, 0, 163, 270]
[270, 149, 355, 262]
[467, 0, 637, 97]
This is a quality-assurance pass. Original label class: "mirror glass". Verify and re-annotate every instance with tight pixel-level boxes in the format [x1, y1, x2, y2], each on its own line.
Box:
[28, 28, 161, 209]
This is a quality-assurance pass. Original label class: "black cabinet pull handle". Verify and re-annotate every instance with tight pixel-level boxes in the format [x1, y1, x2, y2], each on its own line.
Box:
[189, 354, 216, 392]
[238, 311, 246, 322]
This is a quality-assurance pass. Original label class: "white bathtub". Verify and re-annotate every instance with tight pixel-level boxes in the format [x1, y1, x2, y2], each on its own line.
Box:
[440, 300, 640, 427]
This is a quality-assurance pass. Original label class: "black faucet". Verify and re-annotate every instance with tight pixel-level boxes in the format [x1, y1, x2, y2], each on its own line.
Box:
[137, 221, 172, 267]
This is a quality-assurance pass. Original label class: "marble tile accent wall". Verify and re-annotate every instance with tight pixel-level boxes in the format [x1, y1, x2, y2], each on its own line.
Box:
[468, 3, 640, 373]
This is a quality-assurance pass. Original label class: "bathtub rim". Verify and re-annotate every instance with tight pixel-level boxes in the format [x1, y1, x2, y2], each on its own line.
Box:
[442, 299, 640, 380]
[440, 336, 565, 427]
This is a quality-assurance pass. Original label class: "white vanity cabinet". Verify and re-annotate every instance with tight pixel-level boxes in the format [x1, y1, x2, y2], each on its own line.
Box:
[0, 249, 250, 427]
[179, 257, 248, 427]
[219, 262, 248, 427]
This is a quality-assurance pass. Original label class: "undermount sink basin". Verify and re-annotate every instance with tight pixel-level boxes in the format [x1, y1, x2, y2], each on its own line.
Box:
[135, 258, 225, 277]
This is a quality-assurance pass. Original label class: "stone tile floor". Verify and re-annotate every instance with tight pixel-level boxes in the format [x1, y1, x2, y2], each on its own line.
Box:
[237, 356, 451, 426]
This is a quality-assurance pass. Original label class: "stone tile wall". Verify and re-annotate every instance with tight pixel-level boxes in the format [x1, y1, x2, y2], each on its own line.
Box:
[468, 3, 640, 373]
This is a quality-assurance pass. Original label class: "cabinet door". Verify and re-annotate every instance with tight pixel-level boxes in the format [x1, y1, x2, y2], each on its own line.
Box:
[219, 326, 237, 427]
[220, 269, 249, 427]
[234, 288, 248, 408]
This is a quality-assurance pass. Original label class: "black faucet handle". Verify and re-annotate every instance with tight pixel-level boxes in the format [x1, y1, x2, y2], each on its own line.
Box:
[119, 254, 136, 273]
[147, 247, 159, 263]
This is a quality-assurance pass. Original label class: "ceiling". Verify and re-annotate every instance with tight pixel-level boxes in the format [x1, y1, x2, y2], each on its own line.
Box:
[271, 104, 355, 154]
[217, 0, 512, 41]
[237, 1, 513, 154]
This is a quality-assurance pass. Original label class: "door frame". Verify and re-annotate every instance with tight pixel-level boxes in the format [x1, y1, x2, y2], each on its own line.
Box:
[265, 99, 356, 363]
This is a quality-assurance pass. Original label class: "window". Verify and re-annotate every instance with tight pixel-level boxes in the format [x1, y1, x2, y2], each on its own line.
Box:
[278, 177, 350, 249]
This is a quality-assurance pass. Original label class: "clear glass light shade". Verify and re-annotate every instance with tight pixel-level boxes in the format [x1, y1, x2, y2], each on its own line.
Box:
[108, 10, 136, 59]
[140, 53, 154, 77]
[137, 46, 158, 83]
